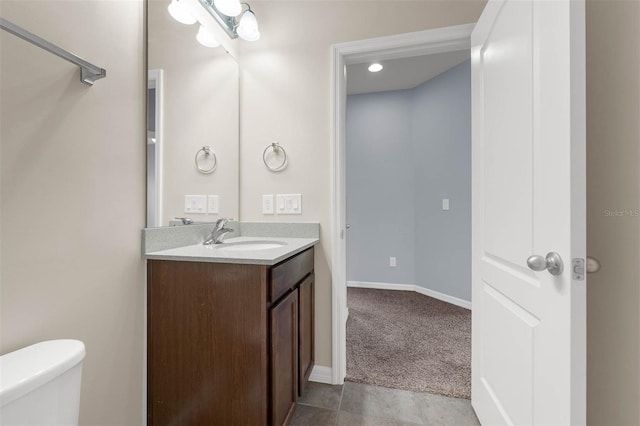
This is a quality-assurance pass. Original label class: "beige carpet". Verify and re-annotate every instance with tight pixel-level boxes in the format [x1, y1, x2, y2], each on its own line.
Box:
[346, 288, 471, 399]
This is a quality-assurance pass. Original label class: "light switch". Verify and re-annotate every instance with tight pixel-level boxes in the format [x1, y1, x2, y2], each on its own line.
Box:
[207, 195, 219, 214]
[276, 194, 302, 214]
[184, 195, 206, 213]
[262, 194, 274, 214]
[442, 198, 450, 211]
[390, 257, 397, 267]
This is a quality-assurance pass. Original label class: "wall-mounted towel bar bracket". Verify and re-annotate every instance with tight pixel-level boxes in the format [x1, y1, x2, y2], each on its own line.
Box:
[0, 17, 106, 86]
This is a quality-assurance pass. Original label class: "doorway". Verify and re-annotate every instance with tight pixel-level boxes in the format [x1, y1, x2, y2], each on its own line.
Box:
[344, 51, 472, 398]
[331, 2, 588, 422]
[330, 23, 475, 386]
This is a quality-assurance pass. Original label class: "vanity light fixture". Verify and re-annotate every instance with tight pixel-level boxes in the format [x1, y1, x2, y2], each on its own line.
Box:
[198, 0, 260, 42]
[213, 0, 242, 17]
[368, 63, 383, 72]
[168, 0, 197, 25]
[168, 0, 261, 46]
[236, 5, 260, 41]
[196, 25, 220, 47]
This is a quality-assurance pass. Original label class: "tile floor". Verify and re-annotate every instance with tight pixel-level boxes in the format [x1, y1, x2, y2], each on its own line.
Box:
[290, 381, 480, 426]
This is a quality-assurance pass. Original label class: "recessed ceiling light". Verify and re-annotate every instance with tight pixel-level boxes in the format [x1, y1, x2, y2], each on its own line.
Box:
[368, 63, 383, 73]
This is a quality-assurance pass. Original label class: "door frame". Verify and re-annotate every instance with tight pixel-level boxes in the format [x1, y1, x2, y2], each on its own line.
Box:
[330, 23, 475, 385]
[147, 69, 164, 228]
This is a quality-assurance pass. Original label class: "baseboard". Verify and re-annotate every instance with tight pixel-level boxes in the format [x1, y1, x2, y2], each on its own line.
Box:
[347, 280, 414, 292]
[413, 286, 471, 309]
[308, 365, 333, 384]
[347, 280, 471, 310]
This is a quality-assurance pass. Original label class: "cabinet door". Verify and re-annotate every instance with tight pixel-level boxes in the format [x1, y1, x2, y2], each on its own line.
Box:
[298, 274, 315, 396]
[147, 260, 268, 425]
[270, 289, 298, 426]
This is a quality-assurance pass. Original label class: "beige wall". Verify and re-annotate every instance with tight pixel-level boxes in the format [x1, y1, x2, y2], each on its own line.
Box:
[148, 0, 240, 225]
[0, 1, 145, 425]
[586, 1, 640, 425]
[237, 0, 486, 367]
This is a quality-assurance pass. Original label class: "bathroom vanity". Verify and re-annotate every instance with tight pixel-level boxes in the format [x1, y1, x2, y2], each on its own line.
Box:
[145, 234, 317, 426]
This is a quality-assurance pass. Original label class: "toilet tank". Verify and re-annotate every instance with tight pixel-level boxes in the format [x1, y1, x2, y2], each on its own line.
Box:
[0, 340, 85, 426]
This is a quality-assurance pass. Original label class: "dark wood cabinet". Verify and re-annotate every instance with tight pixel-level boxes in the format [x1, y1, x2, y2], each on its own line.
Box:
[270, 289, 298, 426]
[298, 274, 314, 396]
[147, 247, 314, 426]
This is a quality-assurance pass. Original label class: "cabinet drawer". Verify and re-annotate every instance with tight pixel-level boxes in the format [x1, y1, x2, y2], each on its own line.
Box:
[269, 248, 314, 303]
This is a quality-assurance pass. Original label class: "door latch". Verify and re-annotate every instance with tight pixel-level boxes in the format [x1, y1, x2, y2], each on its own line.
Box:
[572, 258, 585, 280]
[572, 257, 601, 280]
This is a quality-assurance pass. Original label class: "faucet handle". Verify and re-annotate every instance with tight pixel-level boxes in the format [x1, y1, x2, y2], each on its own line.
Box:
[214, 218, 233, 229]
[202, 220, 235, 245]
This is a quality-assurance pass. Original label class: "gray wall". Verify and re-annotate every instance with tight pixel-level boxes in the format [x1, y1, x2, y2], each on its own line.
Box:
[411, 61, 471, 300]
[346, 60, 471, 302]
[346, 90, 416, 285]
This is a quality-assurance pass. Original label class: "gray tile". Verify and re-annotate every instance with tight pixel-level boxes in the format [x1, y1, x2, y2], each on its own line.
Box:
[289, 404, 338, 426]
[340, 382, 426, 424]
[337, 411, 419, 426]
[298, 382, 344, 410]
[413, 393, 480, 426]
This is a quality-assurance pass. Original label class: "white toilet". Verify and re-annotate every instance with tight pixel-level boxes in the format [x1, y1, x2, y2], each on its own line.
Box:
[0, 340, 85, 426]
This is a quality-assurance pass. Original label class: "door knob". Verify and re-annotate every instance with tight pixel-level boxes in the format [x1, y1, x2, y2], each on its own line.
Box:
[527, 252, 564, 276]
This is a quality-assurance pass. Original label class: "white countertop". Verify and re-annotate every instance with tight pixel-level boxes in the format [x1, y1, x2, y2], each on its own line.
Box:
[144, 236, 318, 265]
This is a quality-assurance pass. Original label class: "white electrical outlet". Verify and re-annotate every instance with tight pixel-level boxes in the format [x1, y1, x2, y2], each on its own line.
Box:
[442, 198, 450, 211]
[276, 194, 302, 214]
[184, 195, 206, 213]
[207, 195, 220, 214]
[262, 194, 274, 214]
[390, 257, 397, 267]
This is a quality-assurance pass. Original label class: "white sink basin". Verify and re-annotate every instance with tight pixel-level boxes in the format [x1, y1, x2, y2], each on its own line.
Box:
[214, 241, 287, 251]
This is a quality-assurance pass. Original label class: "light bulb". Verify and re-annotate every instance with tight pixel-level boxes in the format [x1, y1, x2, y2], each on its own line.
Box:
[167, 0, 197, 25]
[368, 63, 383, 72]
[237, 10, 260, 42]
[213, 0, 242, 17]
[196, 25, 220, 48]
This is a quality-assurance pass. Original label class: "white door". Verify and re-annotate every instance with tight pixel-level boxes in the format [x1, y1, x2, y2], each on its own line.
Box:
[471, 0, 586, 424]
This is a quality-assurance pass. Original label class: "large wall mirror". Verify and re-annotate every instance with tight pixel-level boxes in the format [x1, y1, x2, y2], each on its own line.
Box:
[146, 0, 239, 227]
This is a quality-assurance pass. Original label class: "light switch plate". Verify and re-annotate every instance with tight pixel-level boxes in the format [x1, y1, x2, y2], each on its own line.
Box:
[185, 195, 206, 213]
[207, 195, 220, 214]
[442, 198, 450, 211]
[276, 194, 302, 214]
[262, 194, 274, 214]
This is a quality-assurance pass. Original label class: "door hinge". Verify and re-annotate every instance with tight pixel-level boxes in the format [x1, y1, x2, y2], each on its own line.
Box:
[572, 258, 585, 280]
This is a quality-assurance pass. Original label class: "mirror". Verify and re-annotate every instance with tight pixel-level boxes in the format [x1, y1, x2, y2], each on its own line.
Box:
[147, 0, 239, 227]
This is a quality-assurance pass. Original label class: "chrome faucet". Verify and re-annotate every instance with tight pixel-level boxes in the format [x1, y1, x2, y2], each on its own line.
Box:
[203, 218, 234, 245]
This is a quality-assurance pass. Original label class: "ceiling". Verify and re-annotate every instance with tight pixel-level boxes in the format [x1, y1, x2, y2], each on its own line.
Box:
[346, 50, 470, 95]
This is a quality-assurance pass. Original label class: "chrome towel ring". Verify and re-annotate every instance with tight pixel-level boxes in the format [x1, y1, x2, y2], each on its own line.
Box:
[263, 142, 287, 172]
[195, 146, 217, 174]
